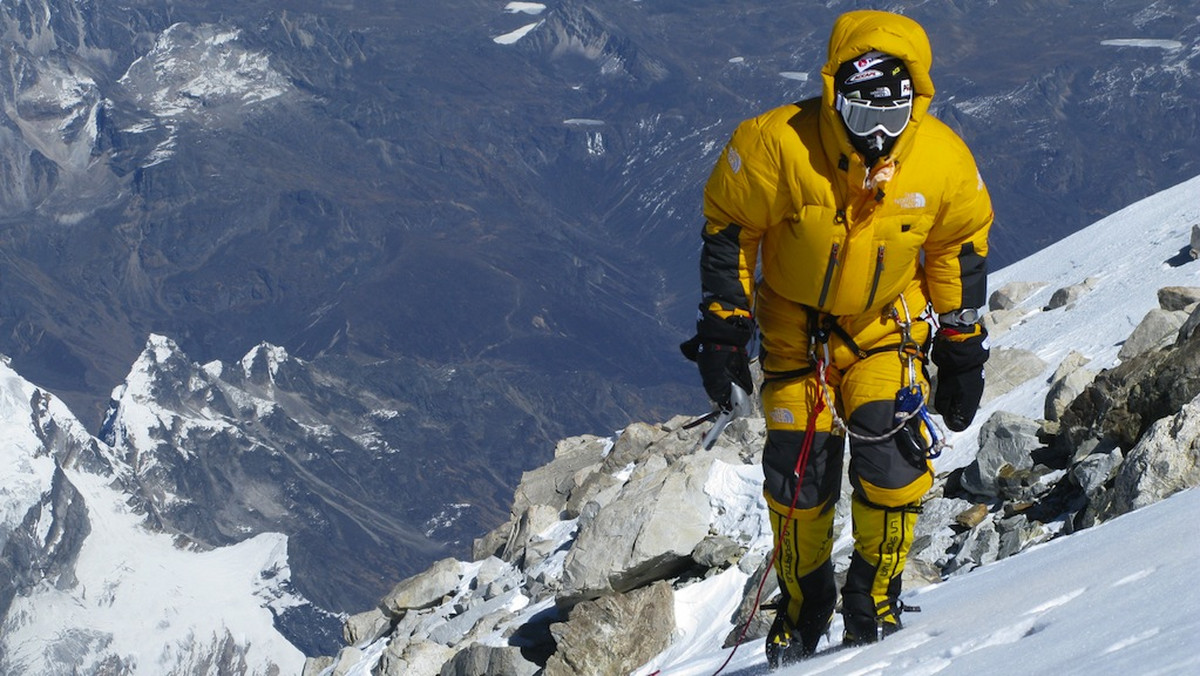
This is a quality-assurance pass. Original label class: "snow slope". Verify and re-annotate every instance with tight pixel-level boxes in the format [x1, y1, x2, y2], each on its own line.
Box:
[642, 486, 1200, 676]
[636, 174, 1200, 675]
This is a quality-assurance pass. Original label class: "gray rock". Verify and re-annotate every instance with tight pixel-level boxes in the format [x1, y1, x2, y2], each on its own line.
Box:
[342, 607, 390, 647]
[482, 575, 520, 600]
[996, 514, 1052, 560]
[410, 605, 461, 645]
[1044, 277, 1099, 310]
[543, 581, 674, 676]
[379, 638, 456, 676]
[1070, 449, 1122, 502]
[691, 534, 745, 569]
[426, 590, 521, 646]
[473, 556, 511, 594]
[330, 646, 365, 676]
[563, 468, 622, 520]
[375, 636, 408, 676]
[738, 547, 771, 575]
[1191, 224, 1200, 259]
[982, 307, 1027, 337]
[961, 411, 1043, 498]
[903, 558, 944, 590]
[511, 435, 612, 518]
[981, 347, 1047, 404]
[1044, 352, 1095, 422]
[1048, 350, 1091, 384]
[439, 644, 539, 676]
[1117, 308, 1186, 360]
[501, 503, 563, 567]
[1158, 286, 1200, 312]
[560, 454, 713, 601]
[945, 517, 1000, 575]
[989, 281, 1047, 311]
[381, 558, 464, 617]
[1098, 392, 1200, 520]
[598, 422, 668, 474]
[995, 464, 1061, 502]
[301, 656, 335, 676]
[1058, 326, 1200, 455]
[910, 496, 972, 569]
[472, 518, 516, 561]
[1178, 303, 1200, 343]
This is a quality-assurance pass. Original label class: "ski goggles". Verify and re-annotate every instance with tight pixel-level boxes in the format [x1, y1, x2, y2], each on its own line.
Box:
[836, 94, 912, 138]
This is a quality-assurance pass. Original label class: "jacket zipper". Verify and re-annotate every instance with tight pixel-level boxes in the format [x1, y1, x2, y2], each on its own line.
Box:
[818, 242, 840, 309]
[866, 245, 885, 309]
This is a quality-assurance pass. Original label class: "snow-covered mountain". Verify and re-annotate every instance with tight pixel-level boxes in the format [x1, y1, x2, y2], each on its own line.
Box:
[0, 356, 305, 674]
[312, 174, 1200, 675]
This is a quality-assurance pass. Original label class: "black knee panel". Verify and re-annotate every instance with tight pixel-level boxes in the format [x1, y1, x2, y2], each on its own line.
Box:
[847, 400, 930, 498]
[762, 429, 843, 509]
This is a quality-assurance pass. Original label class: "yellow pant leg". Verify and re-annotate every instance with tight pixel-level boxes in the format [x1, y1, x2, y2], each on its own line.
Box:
[760, 376, 842, 653]
[760, 377, 844, 509]
[834, 331, 931, 643]
[842, 496, 921, 642]
[765, 493, 837, 653]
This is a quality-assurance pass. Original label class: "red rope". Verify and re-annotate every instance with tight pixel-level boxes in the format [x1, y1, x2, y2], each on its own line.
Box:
[707, 393, 826, 676]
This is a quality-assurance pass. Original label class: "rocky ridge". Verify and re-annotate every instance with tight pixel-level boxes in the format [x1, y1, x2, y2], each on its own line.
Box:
[309, 282, 1200, 676]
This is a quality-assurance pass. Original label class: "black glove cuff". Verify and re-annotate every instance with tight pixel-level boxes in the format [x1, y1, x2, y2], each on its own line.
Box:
[696, 311, 753, 346]
[932, 326, 989, 372]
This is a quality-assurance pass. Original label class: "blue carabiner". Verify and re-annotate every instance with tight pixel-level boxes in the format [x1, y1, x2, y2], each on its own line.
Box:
[918, 405, 941, 458]
[894, 385, 940, 460]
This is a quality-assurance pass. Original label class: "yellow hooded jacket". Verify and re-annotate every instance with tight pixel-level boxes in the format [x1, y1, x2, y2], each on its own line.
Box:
[700, 11, 993, 368]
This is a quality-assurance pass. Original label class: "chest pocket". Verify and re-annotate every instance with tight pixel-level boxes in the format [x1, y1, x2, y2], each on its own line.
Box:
[760, 205, 846, 310]
[866, 213, 934, 311]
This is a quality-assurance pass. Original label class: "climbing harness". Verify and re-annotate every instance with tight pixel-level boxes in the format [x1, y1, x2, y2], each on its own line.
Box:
[811, 294, 947, 459]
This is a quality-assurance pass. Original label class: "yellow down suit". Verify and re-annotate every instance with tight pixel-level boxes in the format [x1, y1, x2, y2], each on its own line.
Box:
[698, 11, 993, 642]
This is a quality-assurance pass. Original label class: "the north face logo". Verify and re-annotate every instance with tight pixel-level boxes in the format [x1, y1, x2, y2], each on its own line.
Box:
[726, 146, 742, 174]
[895, 192, 926, 209]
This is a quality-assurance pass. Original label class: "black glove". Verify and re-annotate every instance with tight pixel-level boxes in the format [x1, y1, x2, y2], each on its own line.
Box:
[680, 313, 754, 411]
[931, 323, 989, 432]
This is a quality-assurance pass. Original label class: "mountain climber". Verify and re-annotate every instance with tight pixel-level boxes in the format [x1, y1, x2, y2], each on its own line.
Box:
[680, 9, 993, 669]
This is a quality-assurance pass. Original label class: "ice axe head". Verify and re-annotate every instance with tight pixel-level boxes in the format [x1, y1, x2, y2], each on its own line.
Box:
[701, 383, 752, 450]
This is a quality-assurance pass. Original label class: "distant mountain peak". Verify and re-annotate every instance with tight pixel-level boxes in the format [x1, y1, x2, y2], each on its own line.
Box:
[118, 22, 291, 122]
[241, 341, 292, 382]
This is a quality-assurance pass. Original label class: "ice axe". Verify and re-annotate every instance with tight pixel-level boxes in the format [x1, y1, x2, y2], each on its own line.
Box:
[684, 383, 753, 450]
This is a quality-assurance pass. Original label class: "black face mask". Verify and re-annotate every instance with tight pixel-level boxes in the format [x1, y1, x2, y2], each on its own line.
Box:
[847, 129, 897, 165]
